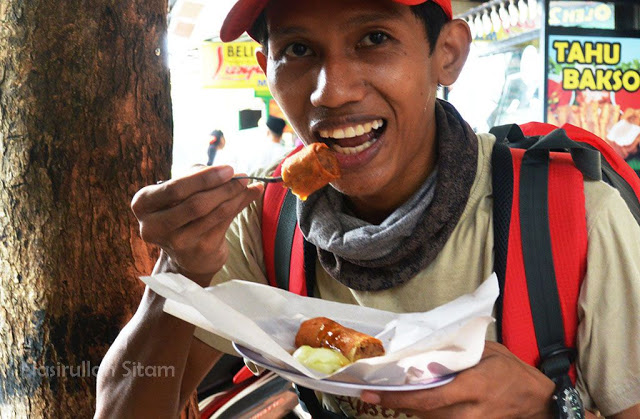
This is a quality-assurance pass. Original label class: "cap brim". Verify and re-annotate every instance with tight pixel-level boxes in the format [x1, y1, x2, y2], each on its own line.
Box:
[395, 0, 452, 19]
[220, 0, 451, 43]
[220, 0, 269, 42]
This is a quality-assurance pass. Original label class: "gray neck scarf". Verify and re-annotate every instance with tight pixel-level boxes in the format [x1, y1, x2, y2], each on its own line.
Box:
[297, 100, 478, 291]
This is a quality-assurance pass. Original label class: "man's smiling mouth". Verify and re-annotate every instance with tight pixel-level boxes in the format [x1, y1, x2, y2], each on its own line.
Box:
[317, 119, 386, 155]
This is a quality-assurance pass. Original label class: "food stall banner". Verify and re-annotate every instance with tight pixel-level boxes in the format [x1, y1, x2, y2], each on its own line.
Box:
[547, 34, 640, 171]
[548, 1, 615, 30]
[201, 41, 270, 96]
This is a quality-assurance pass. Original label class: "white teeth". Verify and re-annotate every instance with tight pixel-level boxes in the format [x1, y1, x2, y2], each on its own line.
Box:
[333, 129, 346, 139]
[331, 138, 378, 155]
[319, 119, 384, 140]
[345, 127, 356, 138]
[323, 118, 384, 155]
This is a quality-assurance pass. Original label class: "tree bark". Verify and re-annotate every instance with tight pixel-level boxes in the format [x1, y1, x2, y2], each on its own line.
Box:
[0, 0, 175, 416]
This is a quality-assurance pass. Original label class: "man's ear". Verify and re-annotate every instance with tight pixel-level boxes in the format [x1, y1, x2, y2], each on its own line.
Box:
[433, 19, 471, 86]
[256, 48, 267, 74]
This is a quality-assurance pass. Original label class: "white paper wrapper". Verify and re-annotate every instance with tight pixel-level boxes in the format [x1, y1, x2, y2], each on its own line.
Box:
[140, 273, 498, 385]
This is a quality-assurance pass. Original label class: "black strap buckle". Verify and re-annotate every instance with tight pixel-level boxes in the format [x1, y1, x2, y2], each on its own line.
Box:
[539, 345, 576, 384]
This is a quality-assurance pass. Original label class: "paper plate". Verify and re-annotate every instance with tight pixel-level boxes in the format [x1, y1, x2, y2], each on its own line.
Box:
[233, 343, 456, 398]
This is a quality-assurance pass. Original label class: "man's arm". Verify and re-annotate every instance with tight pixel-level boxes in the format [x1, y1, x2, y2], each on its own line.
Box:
[96, 165, 264, 417]
[610, 405, 640, 418]
[95, 289, 221, 418]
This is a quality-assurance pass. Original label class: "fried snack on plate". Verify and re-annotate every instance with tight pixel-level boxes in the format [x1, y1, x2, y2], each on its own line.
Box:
[281, 143, 341, 201]
[294, 317, 385, 367]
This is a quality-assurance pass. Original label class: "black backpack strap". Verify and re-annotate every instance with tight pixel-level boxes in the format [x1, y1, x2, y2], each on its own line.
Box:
[303, 239, 317, 298]
[273, 189, 318, 296]
[491, 141, 514, 344]
[519, 148, 574, 384]
[491, 124, 604, 178]
[490, 124, 538, 149]
[527, 129, 602, 181]
[600, 156, 640, 225]
[490, 124, 526, 144]
[274, 190, 298, 290]
[491, 134, 574, 386]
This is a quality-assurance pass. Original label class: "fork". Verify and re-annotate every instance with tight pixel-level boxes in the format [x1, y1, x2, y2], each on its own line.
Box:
[233, 175, 284, 183]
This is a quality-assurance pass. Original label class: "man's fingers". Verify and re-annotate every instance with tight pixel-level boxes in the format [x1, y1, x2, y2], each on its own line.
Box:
[362, 342, 507, 412]
[155, 182, 263, 276]
[196, 183, 264, 238]
[363, 362, 489, 413]
[188, 163, 207, 172]
[132, 165, 235, 215]
[362, 380, 462, 412]
[164, 182, 263, 252]
[141, 178, 252, 237]
[363, 341, 557, 418]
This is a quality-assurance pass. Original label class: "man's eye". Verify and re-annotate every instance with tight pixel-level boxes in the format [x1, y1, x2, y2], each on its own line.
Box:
[360, 32, 388, 46]
[284, 43, 312, 57]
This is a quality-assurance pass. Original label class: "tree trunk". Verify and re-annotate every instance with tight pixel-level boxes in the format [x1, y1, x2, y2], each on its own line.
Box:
[0, 0, 177, 416]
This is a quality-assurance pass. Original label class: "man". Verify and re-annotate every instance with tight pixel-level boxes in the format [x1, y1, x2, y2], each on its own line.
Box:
[266, 115, 286, 144]
[206, 129, 225, 166]
[96, 0, 640, 417]
[248, 115, 291, 171]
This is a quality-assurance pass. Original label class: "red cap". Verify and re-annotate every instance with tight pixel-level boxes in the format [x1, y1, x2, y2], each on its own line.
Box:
[220, 0, 453, 42]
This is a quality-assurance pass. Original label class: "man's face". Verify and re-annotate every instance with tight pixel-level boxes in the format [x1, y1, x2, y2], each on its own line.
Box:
[263, 0, 441, 200]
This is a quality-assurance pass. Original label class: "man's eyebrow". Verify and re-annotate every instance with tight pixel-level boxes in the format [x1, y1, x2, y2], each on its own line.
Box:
[344, 10, 404, 27]
[269, 10, 404, 39]
[270, 26, 309, 39]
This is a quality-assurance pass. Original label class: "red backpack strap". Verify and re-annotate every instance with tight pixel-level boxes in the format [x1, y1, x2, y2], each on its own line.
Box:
[236, 157, 309, 395]
[491, 127, 588, 385]
[261, 145, 309, 296]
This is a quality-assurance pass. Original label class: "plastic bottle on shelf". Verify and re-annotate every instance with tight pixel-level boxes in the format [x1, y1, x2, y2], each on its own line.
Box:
[491, 6, 502, 35]
[528, 0, 538, 22]
[475, 13, 485, 39]
[499, 2, 512, 31]
[518, 0, 529, 25]
[508, 0, 520, 28]
[482, 9, 494, 39]
[467, 16, 477, 40]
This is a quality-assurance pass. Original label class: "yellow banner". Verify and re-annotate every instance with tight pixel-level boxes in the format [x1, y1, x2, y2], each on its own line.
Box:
[201, 41, 270, 95]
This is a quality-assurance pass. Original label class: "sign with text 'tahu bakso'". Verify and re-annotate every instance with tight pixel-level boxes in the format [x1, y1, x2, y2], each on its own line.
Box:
[547, 35, 640, 171]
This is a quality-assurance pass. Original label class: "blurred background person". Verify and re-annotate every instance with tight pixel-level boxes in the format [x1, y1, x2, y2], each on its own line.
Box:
[247, 116, 292, 172]
[206, 129, 225, 166]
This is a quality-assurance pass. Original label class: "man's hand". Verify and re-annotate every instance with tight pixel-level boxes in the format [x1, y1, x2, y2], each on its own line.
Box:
[360, 341, 556, 418]
[131, 165, 264, 286]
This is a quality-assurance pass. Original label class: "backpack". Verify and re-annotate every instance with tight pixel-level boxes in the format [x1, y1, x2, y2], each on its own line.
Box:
[491, 122, 640, 387]
[260, 124, 640, 415]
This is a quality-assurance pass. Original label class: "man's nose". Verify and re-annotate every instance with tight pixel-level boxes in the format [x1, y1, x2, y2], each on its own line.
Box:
[310, 57, 367, 109]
